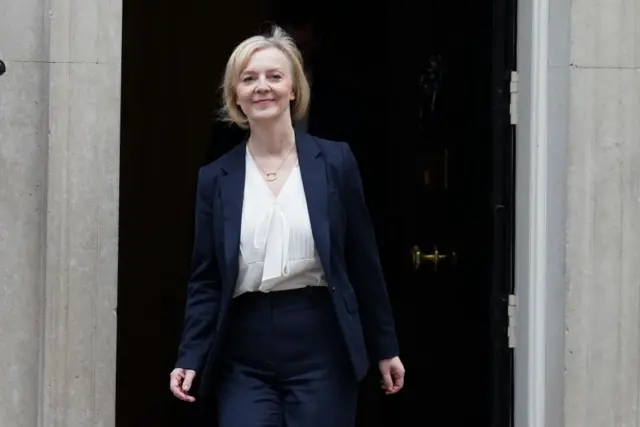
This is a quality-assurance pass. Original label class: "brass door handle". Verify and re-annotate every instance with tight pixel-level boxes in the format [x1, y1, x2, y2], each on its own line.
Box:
[411, 245, 457, 271]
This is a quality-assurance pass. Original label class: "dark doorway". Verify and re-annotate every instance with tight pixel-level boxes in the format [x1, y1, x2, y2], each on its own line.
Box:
[117, 1, 516, 426]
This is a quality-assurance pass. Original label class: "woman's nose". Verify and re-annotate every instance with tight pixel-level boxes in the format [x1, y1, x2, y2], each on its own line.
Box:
[255, 77, 270, 92]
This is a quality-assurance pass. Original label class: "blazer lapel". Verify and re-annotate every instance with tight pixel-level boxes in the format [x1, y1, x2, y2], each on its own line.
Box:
[296, 132, 332, 279]
[219, 143, 246, 287]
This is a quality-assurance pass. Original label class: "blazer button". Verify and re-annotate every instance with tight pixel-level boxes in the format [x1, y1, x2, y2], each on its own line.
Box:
[331, 286, 336, 292]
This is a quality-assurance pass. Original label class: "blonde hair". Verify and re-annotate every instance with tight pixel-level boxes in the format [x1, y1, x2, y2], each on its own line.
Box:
[219, 25, 310, 129]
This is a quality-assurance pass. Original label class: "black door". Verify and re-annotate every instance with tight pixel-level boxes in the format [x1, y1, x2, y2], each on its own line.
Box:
[116, 0, 517, 424]
[338, 0, 516, 425]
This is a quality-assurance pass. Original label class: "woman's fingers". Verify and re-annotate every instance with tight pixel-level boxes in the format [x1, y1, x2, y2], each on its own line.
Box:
[169, 368, 196, 402]
[182, 370, 196, 393]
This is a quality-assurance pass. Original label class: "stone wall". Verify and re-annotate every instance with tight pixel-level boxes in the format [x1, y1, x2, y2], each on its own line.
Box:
[564, 0, 640, 426]
[0, 1, 122, 426]
[0, 1, 47, 424]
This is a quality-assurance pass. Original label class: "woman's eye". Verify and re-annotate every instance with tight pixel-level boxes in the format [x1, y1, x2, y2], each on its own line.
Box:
[242, 76, 255, 82]
[269, 75, 282, 80]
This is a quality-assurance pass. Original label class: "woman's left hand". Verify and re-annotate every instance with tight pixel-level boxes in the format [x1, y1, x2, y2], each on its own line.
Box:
[378, 356, 405, 394]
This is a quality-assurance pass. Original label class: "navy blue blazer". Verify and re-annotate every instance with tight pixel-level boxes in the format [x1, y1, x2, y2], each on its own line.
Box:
[176, 131, 399, 388]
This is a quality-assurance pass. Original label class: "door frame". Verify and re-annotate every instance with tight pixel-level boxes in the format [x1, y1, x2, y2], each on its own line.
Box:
[514, 0, 568, 426]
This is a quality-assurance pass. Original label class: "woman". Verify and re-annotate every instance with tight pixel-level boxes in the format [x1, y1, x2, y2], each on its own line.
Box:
[169, 25, 405, 427]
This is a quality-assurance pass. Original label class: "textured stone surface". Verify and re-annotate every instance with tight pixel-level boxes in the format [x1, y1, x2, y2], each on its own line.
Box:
[0, 60, 47, 427]
[0, 1, 48, 424]
[0, 0, 121, 426]
[41, 61, 121, 427]
[0, 0, 46, 61]
[570, 0, 640, 68]
[565, 67, 640, 426]
[49, 0, 123, 63]
[564, 3, 640, 427]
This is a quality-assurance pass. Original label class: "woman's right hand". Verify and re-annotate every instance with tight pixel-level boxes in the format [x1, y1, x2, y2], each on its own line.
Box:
[169, 368, 197, 402]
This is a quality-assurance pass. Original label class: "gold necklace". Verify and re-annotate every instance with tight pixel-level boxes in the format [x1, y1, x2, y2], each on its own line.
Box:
[248, 143, 296, 182]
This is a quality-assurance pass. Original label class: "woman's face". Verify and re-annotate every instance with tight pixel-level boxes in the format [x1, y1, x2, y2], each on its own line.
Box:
[235, 47, 295, 124]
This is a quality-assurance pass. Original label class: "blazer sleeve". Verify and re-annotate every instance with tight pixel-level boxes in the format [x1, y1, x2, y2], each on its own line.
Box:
[175, 167, 222, 372]
[341, 143, 400, 362]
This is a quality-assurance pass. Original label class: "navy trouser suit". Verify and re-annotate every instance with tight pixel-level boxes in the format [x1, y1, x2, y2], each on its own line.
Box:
[175, 132, 399, 426]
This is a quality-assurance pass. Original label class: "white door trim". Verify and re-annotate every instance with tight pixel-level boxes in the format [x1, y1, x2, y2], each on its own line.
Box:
[514, 0, 551, 425]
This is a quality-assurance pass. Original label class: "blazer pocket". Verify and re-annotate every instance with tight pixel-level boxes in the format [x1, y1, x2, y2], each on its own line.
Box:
[342, 290, 359, 314]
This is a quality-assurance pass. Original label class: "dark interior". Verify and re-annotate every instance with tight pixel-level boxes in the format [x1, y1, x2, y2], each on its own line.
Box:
[117, 0, 512, 426]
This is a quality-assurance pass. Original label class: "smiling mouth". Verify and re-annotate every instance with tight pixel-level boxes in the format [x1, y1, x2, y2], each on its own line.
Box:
[253, 99, 275, 104]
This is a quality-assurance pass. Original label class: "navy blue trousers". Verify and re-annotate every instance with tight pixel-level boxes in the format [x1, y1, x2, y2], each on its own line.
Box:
[215, 287, 358, 427]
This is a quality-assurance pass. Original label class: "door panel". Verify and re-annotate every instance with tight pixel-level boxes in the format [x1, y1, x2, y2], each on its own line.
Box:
[353, 1, 515, 425]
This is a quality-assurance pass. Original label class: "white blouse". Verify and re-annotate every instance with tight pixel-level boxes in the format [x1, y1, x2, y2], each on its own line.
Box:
[234, 148, 327, 297]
